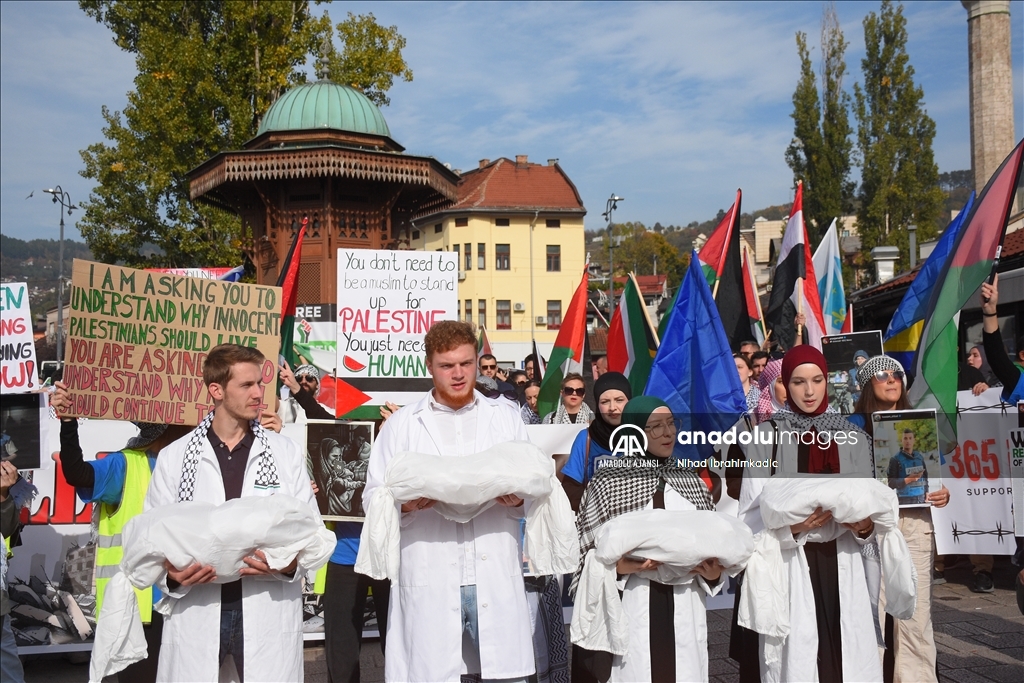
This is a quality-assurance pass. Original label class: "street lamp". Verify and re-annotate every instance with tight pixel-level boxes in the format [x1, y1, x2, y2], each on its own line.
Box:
[42, 186, 77, 365]
[602, 194, 624, 322]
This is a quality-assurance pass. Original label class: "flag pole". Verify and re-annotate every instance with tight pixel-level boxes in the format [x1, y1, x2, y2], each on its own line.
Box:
[631, 272, 661, 346]
[796, 276, 805, 340]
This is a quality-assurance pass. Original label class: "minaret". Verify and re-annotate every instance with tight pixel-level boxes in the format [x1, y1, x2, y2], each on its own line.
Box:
[962, 1, 1016, 193]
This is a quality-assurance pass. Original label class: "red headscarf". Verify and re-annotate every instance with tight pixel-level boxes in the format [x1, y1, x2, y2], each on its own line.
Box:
[781, 346, 840, 473]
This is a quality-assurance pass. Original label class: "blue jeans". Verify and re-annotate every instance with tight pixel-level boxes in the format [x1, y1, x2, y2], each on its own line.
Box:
[1, 614, 25, 683]
[219, 609, 244, 682]
[459, 586, 529, 683]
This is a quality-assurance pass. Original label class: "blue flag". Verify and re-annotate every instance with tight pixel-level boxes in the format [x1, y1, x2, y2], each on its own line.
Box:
[646, 251, 747, 461]
[885, 192, 974, 341]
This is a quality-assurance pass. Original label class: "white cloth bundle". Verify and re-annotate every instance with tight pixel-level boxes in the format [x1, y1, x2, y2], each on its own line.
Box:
[737, 475, 916, 665]
[89, 495, 336, 682]
[570, 509, 754, 656]
[355, 441, 578, 580]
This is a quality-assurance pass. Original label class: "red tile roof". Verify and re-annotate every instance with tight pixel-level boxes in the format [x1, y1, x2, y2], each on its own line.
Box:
[452, 158, 585, 212]
[614, 274, 667, 297]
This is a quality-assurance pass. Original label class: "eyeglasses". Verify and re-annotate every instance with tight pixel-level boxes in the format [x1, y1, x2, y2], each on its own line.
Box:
[484, 389, 519, 402]
[644, 419, 676, 437]
[562, 386, 586, 397]
[873, 370, 905, 383]
[480, 364, 497, 370]
[297, 376, 318, 385]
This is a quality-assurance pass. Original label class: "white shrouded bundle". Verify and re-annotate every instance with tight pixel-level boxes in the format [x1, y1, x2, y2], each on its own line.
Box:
[570, 509, 755, 656]
[355, 441, 578, 581]
[89, 495, 336, 683]
[737, 475, 916, 665]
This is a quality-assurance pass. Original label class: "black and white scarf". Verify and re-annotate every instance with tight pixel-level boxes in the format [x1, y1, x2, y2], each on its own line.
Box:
[176, 411, 279, 502]
[570, 457, 713, 596]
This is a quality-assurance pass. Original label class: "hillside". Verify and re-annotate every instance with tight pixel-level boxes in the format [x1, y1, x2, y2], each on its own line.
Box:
[0, 234, 92, 315]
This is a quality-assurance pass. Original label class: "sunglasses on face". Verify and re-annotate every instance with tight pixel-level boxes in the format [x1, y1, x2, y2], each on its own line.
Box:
[298, 376, 318, 384]
[873, 370, 905, 383]
[484, 388, 519, 402]
[480, 364, 497, 370]
[562, 386, 586, 397]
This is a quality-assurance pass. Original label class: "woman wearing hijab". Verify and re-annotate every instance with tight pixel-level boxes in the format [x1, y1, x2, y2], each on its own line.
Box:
[737, 346, 880, 683]
[848, 356, 949, 683]
[561, 372, 633, 511]
[571, 396, 722, 683]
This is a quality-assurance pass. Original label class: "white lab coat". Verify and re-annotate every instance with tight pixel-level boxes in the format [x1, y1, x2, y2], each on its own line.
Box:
[738, 420, 882, 683]
[144, 427, 319, 683]
[610, 489, 722, 683]
[362, 391, 535, 683]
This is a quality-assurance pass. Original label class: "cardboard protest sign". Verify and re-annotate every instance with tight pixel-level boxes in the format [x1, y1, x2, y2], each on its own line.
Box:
[1, 282, 39, 393]
[336, 249, 459, 408]
[61, 260, 281, 424]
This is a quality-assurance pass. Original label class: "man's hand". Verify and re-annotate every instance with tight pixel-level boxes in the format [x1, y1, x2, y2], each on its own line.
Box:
[616, 556, 661, 575]
[692, 558, 724, 582]
[165, 560, 217, 586]
[904, 470, 924, 485]
[401, 497, 436, 513]
[240, 549, 297, 576]
[791, 506, 832, 536]
[981, 277, 998, 313]
[51, 381, 72, 415]
[495, 494, 524, 507]
[926, 486, 950, 508]
[278, 361, 301, 394]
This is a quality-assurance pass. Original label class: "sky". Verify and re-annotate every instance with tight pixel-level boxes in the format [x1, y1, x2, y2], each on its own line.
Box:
[1, 1, 1021, 247]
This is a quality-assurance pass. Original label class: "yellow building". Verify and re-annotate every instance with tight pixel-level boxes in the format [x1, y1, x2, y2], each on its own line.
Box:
[407, 155, 587, 365]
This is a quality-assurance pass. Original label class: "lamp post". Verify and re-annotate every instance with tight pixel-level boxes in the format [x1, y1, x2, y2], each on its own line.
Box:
[42, 186, 77, 365]
[602, 194, 624, 322]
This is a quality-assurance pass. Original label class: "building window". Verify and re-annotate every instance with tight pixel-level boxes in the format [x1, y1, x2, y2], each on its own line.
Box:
[453, 244, 460, 263]
[547, 300, 562, 330]
[455, 217, 469, 227]
[496, 300, 512, 329]
[465, 299, 472, 323]
[495, 218, 510, 227]
[478, 299, 486, 329]
[546, 245, 561, 272]
[546, 218, 561, 228]
[495, 244, 510, 270]
[478, 243, 486, 270]
[464, 243, 472, 271]
[434, 223, 443, 234]
[412, 230, 420, 240]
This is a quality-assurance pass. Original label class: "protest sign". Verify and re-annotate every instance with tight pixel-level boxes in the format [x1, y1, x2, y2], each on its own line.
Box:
[336, 249, 459, 408]
[820, 331, 883, 413]
[61, 260, 281, 424]
[1, 282, 39, 393]
[871, 409, 942, 507]
[1007, 405, 1024, 535]
[931, 388, 1015, 555]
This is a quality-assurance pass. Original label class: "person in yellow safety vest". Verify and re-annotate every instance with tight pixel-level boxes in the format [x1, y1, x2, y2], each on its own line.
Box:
[2, 459, 27, 683]
[52, 381, 190, 683]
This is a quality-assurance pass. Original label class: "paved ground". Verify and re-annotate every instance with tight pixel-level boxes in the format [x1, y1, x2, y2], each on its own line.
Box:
[21, 557, 1023, 683]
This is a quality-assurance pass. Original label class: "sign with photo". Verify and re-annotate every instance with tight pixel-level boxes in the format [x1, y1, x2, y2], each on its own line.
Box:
[821, 331, 884, 413]
[1, 282, 39, 393]
[306, 420, 375, 521]
[1, 393, 44, 470]
[871, 409, 942, 507]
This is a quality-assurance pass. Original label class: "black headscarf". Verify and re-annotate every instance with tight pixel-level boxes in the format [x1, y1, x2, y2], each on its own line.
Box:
[588, 372, 632, 450]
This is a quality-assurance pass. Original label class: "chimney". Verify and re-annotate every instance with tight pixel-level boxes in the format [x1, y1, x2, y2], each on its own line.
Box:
[516, 154, 528, 166]
[479, 159, 490, 168]
[547, 158, 559, 166]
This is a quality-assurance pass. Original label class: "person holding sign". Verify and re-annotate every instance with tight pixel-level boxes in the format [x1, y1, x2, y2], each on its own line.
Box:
[848, 355, 949, 683]
[361, 321, 535, 683]
[143, 344, 322, 682]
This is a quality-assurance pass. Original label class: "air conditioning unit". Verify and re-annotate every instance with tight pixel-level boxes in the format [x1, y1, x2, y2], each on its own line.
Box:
[513, 302, 526, 312]
[458, 271, 466, 281]
[535, 316, 547, 325]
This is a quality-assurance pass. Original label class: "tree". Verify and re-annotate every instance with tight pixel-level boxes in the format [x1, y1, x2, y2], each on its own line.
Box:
[77, 1, 412, 268]
[612, 223, 687, 289]
[853, 0, 943, 277]
[785, 3, 854, 246]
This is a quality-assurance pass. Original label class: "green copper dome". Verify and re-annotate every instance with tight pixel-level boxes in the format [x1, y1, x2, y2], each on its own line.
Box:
[257, 81, 391, 138]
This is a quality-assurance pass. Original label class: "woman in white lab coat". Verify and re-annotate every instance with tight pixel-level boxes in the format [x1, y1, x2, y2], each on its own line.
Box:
[572, 396, 723, 682]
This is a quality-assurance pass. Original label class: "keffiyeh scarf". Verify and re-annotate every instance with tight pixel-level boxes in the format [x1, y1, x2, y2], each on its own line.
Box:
[176, 411, 279, 502]
[545, 401, 594, 425]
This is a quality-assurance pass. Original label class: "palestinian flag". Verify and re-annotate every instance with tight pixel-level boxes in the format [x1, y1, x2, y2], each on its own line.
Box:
[277, 217, 307, 381]
[742, 246, 766, 345]
[764, 182, 826, 349]
[607, 273, 660, 396]
[697, 190, 742, 291]
[477, 326, 492, 358]
[697, 189, 753, 351]
[910, 139, 1024, 441]
[536, 269, 589, 420]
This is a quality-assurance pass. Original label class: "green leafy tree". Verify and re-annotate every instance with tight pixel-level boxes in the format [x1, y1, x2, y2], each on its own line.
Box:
[77, 1, 412, 268]
[612, 223, 687, 289]
[853, 0, 943, 277]
[785, 3, 854, 246]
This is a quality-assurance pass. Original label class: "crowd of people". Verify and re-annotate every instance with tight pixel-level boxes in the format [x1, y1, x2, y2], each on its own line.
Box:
[2, 288, 1023, 682]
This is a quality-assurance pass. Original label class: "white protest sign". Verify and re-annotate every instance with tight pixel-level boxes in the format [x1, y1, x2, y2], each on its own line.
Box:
[931, 388, 1015, 555]
[1, 282, 39, 393]
[336, 249, 459, 407]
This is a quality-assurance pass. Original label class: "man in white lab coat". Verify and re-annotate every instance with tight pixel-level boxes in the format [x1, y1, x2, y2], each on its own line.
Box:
[145, 344, 322, 682]
[363, 321, 535, 683]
